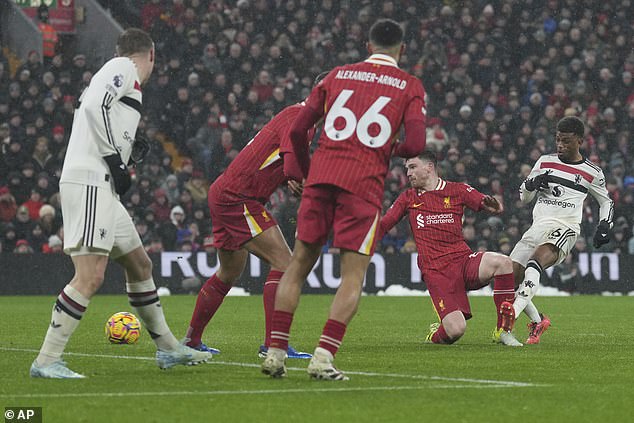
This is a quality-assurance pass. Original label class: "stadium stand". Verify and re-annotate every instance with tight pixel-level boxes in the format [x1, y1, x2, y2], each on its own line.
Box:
[1, 0, 633, 262]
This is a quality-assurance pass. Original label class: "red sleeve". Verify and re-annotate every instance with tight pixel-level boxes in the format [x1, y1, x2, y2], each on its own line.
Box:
[394, 119, 427, 158]
[282, 151, 303, 182]
[461, 184, 486, 211]
[394, 79, 427, 158]
[289, 104, 322, 178]
[378, 191, 410, 240]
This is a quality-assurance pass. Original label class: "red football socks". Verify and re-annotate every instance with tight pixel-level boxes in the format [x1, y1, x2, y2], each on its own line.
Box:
[493, 272, 516, 330]
[186, 274, 232, 346]
[269, 310, 294, 351]
[318, 319, 347, 356]
[431, 324, 453, 344]
[263, 270, 284, 348]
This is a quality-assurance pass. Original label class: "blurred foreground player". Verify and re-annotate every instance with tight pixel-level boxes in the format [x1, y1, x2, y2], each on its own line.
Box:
[262, 19, 428, 380]
[510, 116, 613, 344]
[31, 28, 211, 379]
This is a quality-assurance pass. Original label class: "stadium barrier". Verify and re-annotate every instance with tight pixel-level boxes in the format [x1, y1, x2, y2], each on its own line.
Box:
[0, 252, 631, 295]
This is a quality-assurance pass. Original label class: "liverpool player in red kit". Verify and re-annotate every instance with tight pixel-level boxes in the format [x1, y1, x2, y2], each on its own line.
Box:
[380, 151, 522, 347]
[182, 98, 319, 359]
[262, 19, 428, 381]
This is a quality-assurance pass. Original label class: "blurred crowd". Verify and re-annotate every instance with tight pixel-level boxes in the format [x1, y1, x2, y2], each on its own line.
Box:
[1, 0, 633, 266]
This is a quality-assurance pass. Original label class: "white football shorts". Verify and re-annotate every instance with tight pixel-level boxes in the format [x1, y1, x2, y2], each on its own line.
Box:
[510, 221, 578, 267]
[60, 182, 141, 258]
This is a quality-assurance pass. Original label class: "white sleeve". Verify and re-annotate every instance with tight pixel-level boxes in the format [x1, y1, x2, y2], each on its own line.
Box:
[588, 169, 614, 226]
[80, 59, 138, 157]
[519, 156, 543, 204]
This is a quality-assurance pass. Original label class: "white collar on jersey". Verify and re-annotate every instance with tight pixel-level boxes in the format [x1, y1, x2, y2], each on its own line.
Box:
[365, 54, 399, 68]
[417, 178, 446, 195]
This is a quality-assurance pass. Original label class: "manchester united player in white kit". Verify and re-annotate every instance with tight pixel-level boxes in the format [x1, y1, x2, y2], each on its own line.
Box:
[30, 28, 211, 379]
[510, 116, 614, 344]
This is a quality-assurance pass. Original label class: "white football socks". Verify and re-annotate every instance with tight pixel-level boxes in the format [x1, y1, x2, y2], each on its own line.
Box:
[513, 260, 543, 317]
[127, 279, 179, 351]
[524, 301, 542, 323]
[36, 284, 90, 367]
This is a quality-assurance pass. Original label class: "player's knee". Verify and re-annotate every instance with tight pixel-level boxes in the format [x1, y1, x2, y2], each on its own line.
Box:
[444, 319, 466, 340]
[496, 254, 513, 274]
[216, 267, 240, 285]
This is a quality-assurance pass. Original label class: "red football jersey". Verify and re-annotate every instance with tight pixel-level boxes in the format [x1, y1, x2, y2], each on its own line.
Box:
[380, 179, 485, 272]
[213, 103, 311, 203]
[303, 54, 427, 207]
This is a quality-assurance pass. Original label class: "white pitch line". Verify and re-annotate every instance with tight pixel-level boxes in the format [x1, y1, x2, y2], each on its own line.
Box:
[1, 385, 519, 399]
[0, 346, 539, 388]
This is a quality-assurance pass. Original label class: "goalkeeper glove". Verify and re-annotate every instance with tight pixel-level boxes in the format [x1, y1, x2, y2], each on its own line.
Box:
[592, 220, 610, 248]
[103, 154, 132, 196]
[524, 171, 551, 192]
[129, 134, 150, 165]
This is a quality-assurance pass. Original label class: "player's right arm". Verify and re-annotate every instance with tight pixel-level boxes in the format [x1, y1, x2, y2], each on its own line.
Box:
[378, 191, 410, 240]
[80, 59, 138, 158]
[288, 78, 330, 178]
[519, 156, 546, 204]
[393, 78, 427, 158]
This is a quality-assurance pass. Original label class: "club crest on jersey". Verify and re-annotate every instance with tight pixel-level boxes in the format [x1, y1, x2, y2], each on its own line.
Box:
[438, 299, 445, 311]
[443, 197, 451, 208]
[574, 174, 582, 185]
[261, 210, 271, 222]
[416, 214, 425, 229]
[113, 74, 124, 88]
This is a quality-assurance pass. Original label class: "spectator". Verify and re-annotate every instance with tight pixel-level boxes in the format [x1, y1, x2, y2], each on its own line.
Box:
[0, 185, 17, 223]
[43, 234, 63, 254]
[13, 239, 34, 254]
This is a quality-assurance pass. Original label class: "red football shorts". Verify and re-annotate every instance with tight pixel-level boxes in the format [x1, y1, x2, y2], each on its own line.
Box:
[296, 184, 380, 255]
[423, 251, 486, 320]
[208, 191, 278, 251]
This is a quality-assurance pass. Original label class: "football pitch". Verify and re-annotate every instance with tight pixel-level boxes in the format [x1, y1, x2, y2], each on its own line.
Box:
[1, 294, 632, 422]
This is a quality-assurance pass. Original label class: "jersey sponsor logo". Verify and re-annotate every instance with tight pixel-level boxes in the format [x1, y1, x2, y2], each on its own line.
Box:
[424, 213, 455, 225]
[551, 185, 565, 197]
[113, 74, 124, 88]
[443, 196, 451, 208]
[537, 197, 575, 208]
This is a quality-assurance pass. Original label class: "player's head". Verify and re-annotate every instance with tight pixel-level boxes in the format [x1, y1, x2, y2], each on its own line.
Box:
[405, 150, 438, 189]
[368, 19, 404, 60]
[555, 116, 584, 161]
[116, 28, 155, 84]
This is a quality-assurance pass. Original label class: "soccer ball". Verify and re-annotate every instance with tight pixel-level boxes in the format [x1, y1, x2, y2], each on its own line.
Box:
[105, 312, 141, 344]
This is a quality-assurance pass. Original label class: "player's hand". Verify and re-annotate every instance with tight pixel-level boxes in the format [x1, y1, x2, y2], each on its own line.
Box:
[129, 134, 151, 166]
[592, 220, 610, 248]
[524, 171, 551, 192]
[481, 195, 503, 214]
[288, 179, 304, 197]
[104, 154, 132, 196]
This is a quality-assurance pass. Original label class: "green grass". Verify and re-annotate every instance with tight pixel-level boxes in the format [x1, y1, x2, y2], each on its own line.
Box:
[1, 295, 633, 422]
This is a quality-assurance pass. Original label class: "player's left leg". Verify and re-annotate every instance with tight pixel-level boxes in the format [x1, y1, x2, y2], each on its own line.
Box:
[262, 239, 322, 377]
[512, 243, 559, 318]
[116, 247, 212, 367]
[479, 252, 522, 346]
[245, 226, 311, 358]
[307, 249, 370, 381]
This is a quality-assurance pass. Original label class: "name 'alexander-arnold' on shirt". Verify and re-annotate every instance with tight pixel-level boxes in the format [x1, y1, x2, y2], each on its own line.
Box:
[334, 70, 407, 90]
